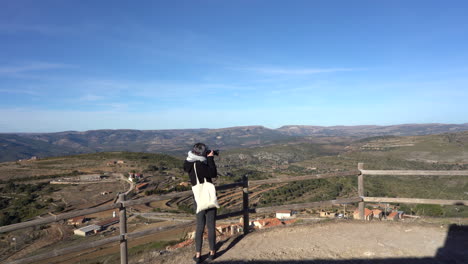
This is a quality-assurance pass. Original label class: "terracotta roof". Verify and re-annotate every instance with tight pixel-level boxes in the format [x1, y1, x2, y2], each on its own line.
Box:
[354, 208, 373, 216]
[276, 210, 292, 214]
[254, 218, 296, 228]
[70, 216, 85, 222]
[136, 182, 148, 188]
[97, 217, 119, 227]
[264, 218, 282, 227]
[388, 212, 398, 218]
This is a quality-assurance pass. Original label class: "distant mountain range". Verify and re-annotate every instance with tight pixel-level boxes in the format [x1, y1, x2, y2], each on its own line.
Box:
[277, 123, 468, 137]
[1, 123, 467, 162]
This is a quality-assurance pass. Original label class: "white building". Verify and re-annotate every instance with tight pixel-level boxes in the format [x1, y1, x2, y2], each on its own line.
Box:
[74, 224, 101, 237]
[276, 210, 293, 219]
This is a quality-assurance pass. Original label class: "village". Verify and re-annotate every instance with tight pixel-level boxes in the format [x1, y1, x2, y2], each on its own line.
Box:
[2, 150, 465, 264]
[8, 156, 421, 263]
[69, 195, 411, 253]
[63, 160, 413, 250]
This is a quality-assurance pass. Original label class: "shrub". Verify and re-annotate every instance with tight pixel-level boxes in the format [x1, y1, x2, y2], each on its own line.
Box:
[414, 204, 444, 217]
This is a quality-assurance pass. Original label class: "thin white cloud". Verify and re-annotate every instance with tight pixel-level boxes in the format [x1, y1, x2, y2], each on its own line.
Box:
[78, 78, 254, 99]
[239, 67, 362, 75]
[0, 23, 103, 36]
[79, 94, 106, 101]
[0, 62, 75, 75]
[0, 24, 66, 35]
[0, 88, 39, 96]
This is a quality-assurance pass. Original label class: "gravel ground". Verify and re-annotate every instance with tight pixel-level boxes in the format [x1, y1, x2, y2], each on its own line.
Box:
[136, 220, 468, 264]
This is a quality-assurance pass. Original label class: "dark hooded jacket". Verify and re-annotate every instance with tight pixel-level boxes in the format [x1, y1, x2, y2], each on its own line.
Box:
[183, 156, 217, 186]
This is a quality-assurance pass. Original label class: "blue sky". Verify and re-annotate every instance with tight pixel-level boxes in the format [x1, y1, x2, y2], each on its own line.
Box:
[1, 0, 467, 132]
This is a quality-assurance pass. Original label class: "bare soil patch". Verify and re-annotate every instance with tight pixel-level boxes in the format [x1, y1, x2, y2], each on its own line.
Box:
[141, 220, 467, 264]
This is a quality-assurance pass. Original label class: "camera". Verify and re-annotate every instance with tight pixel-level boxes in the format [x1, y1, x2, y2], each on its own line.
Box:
[206, 149, 220, 156]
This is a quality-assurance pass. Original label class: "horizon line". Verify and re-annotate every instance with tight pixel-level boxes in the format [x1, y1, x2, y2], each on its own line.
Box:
[2, 122, 468, 134]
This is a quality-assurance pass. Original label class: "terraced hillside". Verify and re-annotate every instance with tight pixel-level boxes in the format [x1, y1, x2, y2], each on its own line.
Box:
[1, 131, 467, 263]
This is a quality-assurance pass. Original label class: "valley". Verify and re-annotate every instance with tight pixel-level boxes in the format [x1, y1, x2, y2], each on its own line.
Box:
[0, 130, 467, 263]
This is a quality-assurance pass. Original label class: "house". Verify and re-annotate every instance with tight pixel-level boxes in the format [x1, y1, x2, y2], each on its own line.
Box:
[372, 209, 383, 220]
[136, 182, 149, 191]
[117, 160, 125, 164]
[253, 218, 282, 229]
[74, 225, 101, 236]
[252, 218, 296, 229]
[128, 173, 136, 182]
[353, 208, 373, 221]
[97, 217, 119, 229]
[239, 217, 259, 228]
[187, 223, 242, 240]
[128, 173, 143, 182]
[216, 224, 243, 235]
[320, 210, 337, 218]
[276, 210, 293, 219]
[253, 220, 266, 229]
[387, 212, 399, 221]
[68, 216, 86, 226]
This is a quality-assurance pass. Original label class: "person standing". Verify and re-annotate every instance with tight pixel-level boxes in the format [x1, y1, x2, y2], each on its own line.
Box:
[184, 143, 218, 263]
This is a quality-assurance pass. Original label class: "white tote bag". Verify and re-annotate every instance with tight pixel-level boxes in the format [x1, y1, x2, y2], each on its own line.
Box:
[192, 163, 220, 213]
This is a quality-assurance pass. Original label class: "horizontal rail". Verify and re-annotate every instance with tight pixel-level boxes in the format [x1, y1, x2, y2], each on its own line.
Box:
[216, 209, 256, 221]
[0, 203, 121, 234]
[122, 190, 192, 207]
[250, 170, 359, 186]
[9, 221, 195, 264]
[363, 197, 468, 206]
[122, 182, 245, 207]
[0, 184, 238, 233]
[255, 197, 363, 213]
[359, 169, 468, 176]
[216, 182, 244, 191]
[0, 172, 357, 234]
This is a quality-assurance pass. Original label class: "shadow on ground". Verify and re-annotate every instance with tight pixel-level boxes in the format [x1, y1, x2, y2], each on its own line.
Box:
[211, 224, 467, 264]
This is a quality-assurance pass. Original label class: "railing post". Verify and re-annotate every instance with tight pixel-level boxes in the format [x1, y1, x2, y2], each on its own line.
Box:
[358, 163, 365, 220]
[242, 174, 249, 235]
[118, 193, 128, 264]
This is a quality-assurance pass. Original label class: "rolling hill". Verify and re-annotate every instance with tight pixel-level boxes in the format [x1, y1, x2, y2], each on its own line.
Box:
[1, 123, 468, 162]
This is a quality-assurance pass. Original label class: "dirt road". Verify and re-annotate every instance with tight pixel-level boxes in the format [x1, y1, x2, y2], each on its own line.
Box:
[140, 220, 467, 264]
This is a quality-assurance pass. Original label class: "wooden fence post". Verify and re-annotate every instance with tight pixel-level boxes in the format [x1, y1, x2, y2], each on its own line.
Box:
[358, 163, 365, 220]
[242, 174, 249, 235]
[118, 193, 128, 264]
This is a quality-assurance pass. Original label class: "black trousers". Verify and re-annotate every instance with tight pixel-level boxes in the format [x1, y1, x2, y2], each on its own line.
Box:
[195, 207, 217, 252]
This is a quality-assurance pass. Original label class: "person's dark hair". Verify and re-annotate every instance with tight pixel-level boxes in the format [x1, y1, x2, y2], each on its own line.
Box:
[192, 143, 207, 156]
